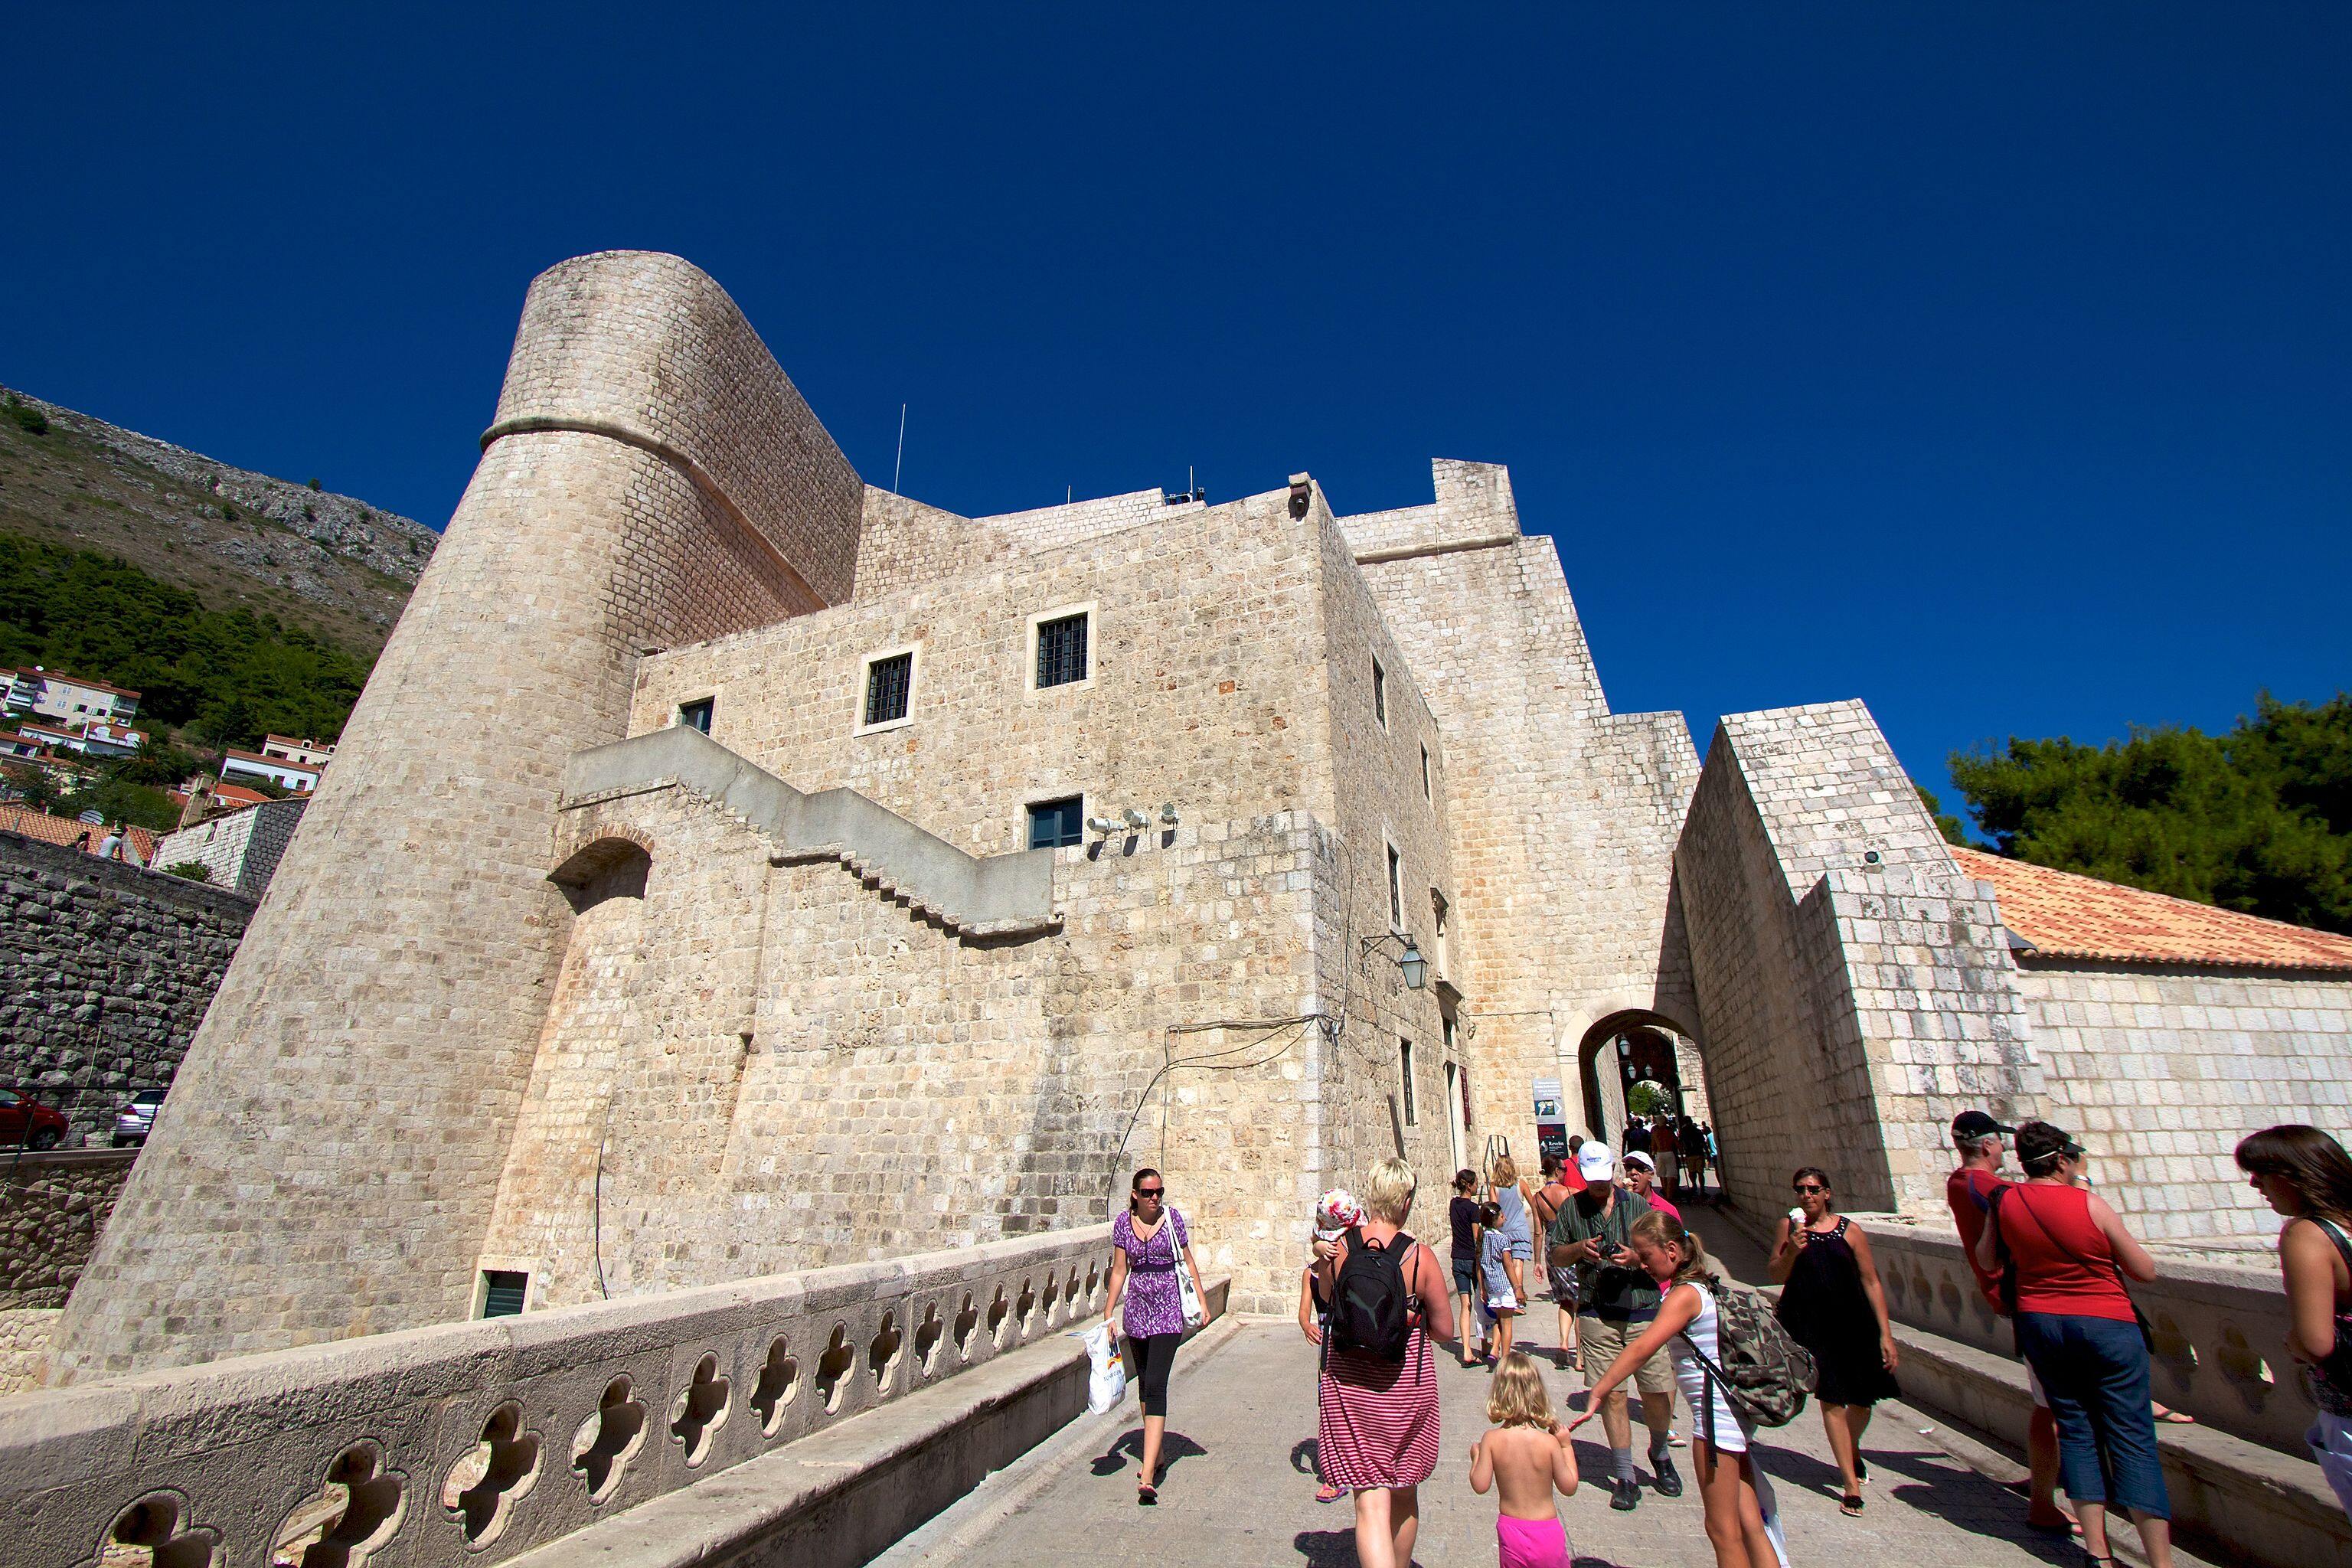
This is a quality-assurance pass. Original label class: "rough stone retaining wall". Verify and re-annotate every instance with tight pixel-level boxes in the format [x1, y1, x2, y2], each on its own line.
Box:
[0, 1148, 135, 1307]
[0, 831, 252, 1143]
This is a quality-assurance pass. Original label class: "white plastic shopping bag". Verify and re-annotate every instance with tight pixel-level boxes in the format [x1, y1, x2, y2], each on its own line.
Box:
[1080, 1322, 1127, 1415]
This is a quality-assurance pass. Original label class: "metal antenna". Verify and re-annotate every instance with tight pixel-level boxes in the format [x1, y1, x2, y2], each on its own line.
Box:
[893, 403, 907, 494]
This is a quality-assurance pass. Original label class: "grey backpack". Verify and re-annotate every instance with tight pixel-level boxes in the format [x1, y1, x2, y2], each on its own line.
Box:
[1679, 1274, 1818, 1429]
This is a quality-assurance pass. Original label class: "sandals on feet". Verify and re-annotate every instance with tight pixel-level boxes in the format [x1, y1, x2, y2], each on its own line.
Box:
[1314, 1481, 1346, 1504]
[1840, 1493, 1865, 1517]
[1136, 1482, 1158, 1506]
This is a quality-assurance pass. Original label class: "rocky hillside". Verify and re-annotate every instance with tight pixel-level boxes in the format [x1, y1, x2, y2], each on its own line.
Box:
[0, 385, 436, 655]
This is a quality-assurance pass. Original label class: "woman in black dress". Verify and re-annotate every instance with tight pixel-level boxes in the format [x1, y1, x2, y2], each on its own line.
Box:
[1769, 1165, 1900, 1517]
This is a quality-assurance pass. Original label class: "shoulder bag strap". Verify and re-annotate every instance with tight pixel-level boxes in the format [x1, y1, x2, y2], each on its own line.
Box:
[2312, 1215, 2352, 1278]
[2013, 1186, 2153, 1345]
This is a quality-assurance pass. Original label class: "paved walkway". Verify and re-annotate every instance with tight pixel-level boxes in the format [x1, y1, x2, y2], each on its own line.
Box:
[886, 1210, 2219, 1568]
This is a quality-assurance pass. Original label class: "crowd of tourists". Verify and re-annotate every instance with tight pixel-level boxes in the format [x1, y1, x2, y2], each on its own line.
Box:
[1098, 1113, 2352, 1568]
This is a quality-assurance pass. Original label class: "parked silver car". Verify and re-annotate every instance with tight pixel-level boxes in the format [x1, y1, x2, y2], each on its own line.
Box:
[113, 1089, 164, 1148]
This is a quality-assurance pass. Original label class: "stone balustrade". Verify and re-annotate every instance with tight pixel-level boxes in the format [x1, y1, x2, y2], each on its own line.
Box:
[1, 1224, 1117, 1566]
[1860, 1216, 2314, 1457]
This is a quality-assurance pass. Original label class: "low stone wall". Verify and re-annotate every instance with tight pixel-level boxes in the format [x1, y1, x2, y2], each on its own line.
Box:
[0, 831, 252, 1143]
[1859, 1215, 2314, 1458]
[0, 1148, 135, 1307]
[0, 1309, 57, 1396]
[2, 1225, 1117, 1567]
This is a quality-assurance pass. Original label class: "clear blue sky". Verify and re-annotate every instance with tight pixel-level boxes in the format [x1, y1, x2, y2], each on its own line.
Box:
[5, 6, 2346, 816]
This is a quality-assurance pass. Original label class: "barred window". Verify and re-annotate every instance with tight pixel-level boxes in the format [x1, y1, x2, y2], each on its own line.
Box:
[1372, 655, 1387, 727]
[1035, 612, 1089, 689]
[1027, 795, 1084, 849]
[678, 698, 714, 735]
[1387, 843, 1404, 929]
[1399, 1038, 1417, 1126]
[864, 652, 913, 727]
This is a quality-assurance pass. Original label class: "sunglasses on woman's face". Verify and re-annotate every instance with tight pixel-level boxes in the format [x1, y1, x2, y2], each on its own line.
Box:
[1137, 1187, 1165, 1199]
[1793, 1184, 1828, 1194]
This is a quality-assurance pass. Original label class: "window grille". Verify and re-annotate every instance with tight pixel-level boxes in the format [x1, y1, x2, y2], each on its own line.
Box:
[1027, 795, 1084, 849]
[1035, 612, 1089, 688]
[480, 1270, 527, 1318]
[1400, 1038, 1417, 1125]
[1372, 656, 1387, 727]
[1387, 844, 1403, 929]
[678, 698, 714, 735]
[864, 653, 913, 727]
[1421, 744, 1431, 799]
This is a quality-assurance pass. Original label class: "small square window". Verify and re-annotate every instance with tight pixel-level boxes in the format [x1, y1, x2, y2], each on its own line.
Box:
[1399, 1037, 1417, 1126]
[479, 1269, 528, 1318]
[1387, 843, 1404, 930]
[1027, 795, 1084, 849]
[678, 698, 714, 735]
[1372, 656, 1387, 728]
[1035, 612, 1089, 689]
[864, 652, 913, 727]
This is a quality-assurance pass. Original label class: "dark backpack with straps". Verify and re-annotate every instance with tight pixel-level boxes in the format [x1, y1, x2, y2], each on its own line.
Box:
[1329, 1227, 1414, 1361]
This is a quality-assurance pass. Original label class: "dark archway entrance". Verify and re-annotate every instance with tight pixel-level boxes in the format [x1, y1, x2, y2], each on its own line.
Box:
[1575, 1011, 1717, 1193]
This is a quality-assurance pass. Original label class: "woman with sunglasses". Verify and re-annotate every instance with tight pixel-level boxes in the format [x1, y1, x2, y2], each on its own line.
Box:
[2235, 1124, 2352, 1518]
[1974, 1122, 2173, 1568]
[1766, 1168, 1897, 1517]
[1103, 1168, 1209, 1504]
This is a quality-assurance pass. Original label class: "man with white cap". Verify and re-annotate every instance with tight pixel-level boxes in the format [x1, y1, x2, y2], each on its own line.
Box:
[1547, 1141, 1681, 1510]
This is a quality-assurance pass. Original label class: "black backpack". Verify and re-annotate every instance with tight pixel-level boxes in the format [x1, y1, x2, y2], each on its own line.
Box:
[1328, 1227, 1414, 1361]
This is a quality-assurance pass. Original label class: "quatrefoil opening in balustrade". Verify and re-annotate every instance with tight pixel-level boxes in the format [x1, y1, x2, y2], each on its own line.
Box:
[750, 1337, 799, 1437]
[912, 1302, 944, 1376]
[101, 1492, 215, 1568]
[571, 1377, 649, 1504]
[1040, 1272, 1061, 1327]
[271, 1441, 405, 1568]
[869, 1312, 905, 1393]
[815, 1323, 856, 1413]
[1015, 1276, 1037, 1338]
[442, 1402, 541, 1549]
[668, 1353, 732, 1468]
[953, 1292, 980, 1361]
[1066, 1266, 1085, 1315]
[986, 1285, 1010, 1348]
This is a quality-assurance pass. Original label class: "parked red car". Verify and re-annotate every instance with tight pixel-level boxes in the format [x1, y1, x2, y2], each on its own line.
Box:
[0, 1086, 69, 1150]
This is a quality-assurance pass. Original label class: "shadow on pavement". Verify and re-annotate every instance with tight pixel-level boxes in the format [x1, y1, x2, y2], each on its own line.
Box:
[1089, 1428, 1208, 1480]
[1289, 1436, 1319, 1475]
[1749, 1442, 2081, 1566]
[1291, 1527, 1357, 1566]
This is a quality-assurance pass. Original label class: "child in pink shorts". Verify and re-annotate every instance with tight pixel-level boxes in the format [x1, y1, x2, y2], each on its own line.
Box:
[1467, 1351, 1578, 1568]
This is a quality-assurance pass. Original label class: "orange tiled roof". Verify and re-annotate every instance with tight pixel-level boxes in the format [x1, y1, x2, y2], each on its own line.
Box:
[0, 804, 159, 864]
[1952, 845, 2352, 974]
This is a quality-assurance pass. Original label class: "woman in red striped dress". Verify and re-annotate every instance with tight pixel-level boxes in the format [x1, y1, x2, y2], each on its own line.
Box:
[1315, 1157, 1458, 1568]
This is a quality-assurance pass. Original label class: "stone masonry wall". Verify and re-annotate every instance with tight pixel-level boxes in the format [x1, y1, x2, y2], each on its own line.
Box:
[0, 831, 251, 1144]
[0, 1150, 135, 1307]
[54, 252, 865, 1379]
[1676, 701, 2041, 1217]
[2016, 960, 2352, 1249]
[148, 797, 306, 899]
[973, 488, 1206, 554]
[1348, 462, 1698, 1165]
[853, 488, 1011, 600]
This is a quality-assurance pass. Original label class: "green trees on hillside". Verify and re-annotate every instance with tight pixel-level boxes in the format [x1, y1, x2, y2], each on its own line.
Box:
[0, 534, 371, 747]
[1949, 694, 2352, 936]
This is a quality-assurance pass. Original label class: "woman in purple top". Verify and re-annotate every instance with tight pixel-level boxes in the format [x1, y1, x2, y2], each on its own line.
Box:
[1103, 1167, 1209, 1504]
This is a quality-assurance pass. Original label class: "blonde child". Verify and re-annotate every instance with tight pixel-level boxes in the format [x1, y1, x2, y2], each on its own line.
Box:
[1468, 1351, 1579, 1568]
[1477, 1200, 1521, 1364]
[1298, 1187, 1365, 1504]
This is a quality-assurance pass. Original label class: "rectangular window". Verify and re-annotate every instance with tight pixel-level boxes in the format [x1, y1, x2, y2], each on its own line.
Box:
[1387, 844, 1403, 929]
[1420, 744, 1431, 799]
[1372, 655, 1387, 728]
[1035, 612, 1089, 689]
[1433, 893, 1451, 979]
[1027, 795, 1085, 849]
[864, 652, 913, 727]
[678, 698, 714, 735]
[1400, 1037, 1417, 1125]
[479, 1269, 528, 1318]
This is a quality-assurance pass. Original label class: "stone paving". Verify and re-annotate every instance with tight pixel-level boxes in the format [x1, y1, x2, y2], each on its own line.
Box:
[903, 1217, 2220, 1568]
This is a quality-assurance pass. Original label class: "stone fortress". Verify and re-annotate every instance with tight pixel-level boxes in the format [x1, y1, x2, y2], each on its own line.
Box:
[48, 250, 2352, 1391]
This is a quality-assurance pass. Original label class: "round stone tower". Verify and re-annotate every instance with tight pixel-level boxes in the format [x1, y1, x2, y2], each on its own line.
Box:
[51, 252, 864, 1377]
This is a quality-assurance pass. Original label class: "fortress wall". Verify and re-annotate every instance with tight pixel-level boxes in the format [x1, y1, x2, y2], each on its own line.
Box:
[2015, 960, 2352, 1248]
[1678, 702, 2040, 1216]
[1340, 457, 1523, 560]
[1353, 486, 1694, 1163]
[489, 251, 864, 608]
[853, 488, 1010, 599]
[972, 488, 1204, 554]
[0, 831, 253, 1144]
[630, 489, 1334, 861]
[52, 254, 864, 1378]
[1310, 492, 1462, 1195]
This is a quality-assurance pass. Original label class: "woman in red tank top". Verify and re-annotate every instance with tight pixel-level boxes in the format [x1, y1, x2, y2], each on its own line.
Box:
[1974, 1122, 2172, 1568]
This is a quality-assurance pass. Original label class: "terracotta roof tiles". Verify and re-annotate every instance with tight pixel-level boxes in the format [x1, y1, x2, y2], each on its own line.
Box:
[1952, 845, 2352, 974]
